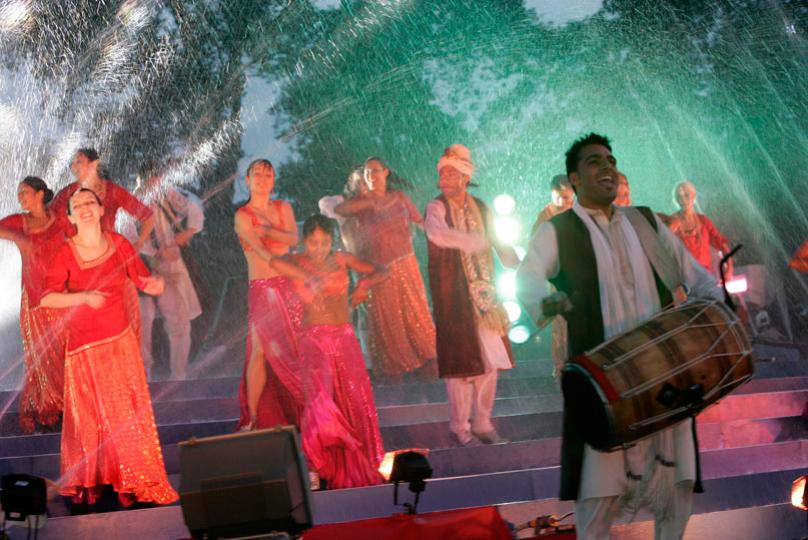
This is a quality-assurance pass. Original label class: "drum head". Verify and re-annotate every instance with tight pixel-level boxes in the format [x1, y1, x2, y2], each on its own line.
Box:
[561, 366, 614, 451]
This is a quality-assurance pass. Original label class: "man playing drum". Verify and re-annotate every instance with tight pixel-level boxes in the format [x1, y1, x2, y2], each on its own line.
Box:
[517, 133, 723, 540]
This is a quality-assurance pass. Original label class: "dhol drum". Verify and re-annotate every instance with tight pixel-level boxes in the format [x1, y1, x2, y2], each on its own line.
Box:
[561, 300, 754, 451]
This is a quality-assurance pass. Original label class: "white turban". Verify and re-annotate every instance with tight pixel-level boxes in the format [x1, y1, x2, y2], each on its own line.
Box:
[437, 144, 475, 177]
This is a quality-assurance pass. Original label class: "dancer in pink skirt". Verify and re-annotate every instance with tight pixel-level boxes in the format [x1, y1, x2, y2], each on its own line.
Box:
[271, 214, 386, 489]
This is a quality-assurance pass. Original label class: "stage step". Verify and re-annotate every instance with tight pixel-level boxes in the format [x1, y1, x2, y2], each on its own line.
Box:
[0, 344, 803, 532]
[3, 408, 805, 500]
[22, 465, 807, 539]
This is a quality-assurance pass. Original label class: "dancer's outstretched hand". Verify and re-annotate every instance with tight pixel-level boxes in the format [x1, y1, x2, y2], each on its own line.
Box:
[141, 275, 165, 296]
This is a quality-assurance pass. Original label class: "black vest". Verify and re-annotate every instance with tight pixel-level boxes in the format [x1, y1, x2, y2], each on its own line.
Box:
[548, 206, 673, 357]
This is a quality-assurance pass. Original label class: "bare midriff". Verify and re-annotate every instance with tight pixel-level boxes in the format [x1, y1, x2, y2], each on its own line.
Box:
[242, 247, 289, 281]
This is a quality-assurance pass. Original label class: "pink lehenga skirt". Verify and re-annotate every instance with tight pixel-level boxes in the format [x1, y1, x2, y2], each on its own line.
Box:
[365, 254, 437, 381]
[299, 323, 384, 489]
[18, 288, 66, 433]
[236, 276, 304, 430]
[59, 327, 177, 506]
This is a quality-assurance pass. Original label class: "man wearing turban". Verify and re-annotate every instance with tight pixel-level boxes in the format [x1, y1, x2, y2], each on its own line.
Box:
[424, 144, 519, 446]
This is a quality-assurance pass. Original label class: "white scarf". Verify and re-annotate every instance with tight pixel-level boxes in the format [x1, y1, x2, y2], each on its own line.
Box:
[572, 203, 661, 339]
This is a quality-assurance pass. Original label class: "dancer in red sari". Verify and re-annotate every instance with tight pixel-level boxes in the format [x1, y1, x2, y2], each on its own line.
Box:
[234, 159, 304, 431]
[41, 189, 177, 506]
[271, 214, 386, 489]
[0, 177, 66, 433]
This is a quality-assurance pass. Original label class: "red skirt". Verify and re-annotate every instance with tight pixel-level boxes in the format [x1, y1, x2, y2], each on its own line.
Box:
[59, 327, 177, 506]
[18, 288, 65, 433]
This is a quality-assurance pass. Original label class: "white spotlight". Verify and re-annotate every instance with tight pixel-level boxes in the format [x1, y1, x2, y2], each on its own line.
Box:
[503, 301, 522, 322]
[495, 216, 521, 245]
[493, 194, 516, 215]
[508, 325, 531, 344]
[497, 270, 517, 300]
[725, 275, 748, 294]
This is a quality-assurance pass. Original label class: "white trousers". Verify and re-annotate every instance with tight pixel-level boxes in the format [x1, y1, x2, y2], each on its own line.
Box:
[445, 369, 498, 439]
[140, 283, 193, 380]
[575, 481, 694, 540]
[444, 326, 509, 440]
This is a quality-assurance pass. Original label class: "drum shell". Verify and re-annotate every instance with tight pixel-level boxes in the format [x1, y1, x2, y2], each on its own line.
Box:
[562, 300, 754, 451]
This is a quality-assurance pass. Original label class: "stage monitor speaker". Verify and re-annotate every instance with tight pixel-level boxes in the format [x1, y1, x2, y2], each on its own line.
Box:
[1, 474, 47, 520]
[179, 426, 313, 540]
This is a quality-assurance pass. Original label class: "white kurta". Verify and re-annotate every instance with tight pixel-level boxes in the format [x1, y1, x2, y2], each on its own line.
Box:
[517, 202, 721, 500]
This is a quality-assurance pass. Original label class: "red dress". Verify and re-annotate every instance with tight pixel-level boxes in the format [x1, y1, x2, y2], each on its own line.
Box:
[43, 232, 178, 505]
[51, 180, 154, 339]
[0, 213, 66, 432]
[673, 213, 728, 276]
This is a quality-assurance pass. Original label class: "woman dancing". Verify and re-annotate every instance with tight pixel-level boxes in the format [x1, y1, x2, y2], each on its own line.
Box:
[50, 148, 156, 339]
[668, 180, 732, 278]
[0, 177, 66, 433]
[334, 157, 436, 383]
[271, 214, 386, 489]
[234, 159, 304, 431]
[40, 188, 177, 506]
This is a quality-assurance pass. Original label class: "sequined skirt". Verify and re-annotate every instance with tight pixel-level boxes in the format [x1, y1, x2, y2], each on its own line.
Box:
[236, 276, 304, 430]
[18, 288, 66, 433]
[365, 254, 437, 380]
[299, 323, 384, 489]
[59, 326, 178, 506]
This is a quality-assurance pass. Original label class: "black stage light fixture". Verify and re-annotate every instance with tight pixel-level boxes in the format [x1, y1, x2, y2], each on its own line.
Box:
[390, 451, 432, 515]
[1, 474, 48, 539]
[179, 426, 313, 540]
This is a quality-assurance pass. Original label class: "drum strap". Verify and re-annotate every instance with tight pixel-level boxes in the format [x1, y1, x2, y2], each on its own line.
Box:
[623, 207, 685, 295]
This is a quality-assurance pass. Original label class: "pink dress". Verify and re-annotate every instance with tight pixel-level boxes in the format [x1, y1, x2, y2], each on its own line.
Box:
[293, 255, 384, 489]
[235, 203, 305, 430]
[0, 213, 66, 433]
[43, 232, 177, 506]
[235, 276, 304, 430]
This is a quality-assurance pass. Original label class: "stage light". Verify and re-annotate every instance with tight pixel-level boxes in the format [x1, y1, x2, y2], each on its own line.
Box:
[508, 325, 531, 344]
[514, 246, 526, 261]
[390, 451, 433, 515]
[503, 300, 522, 322]
[494, 216, 521, 245]
[378, 448, 430, 482]
[791, 474, 807, 510]
[497, 270, 517, 300]
[493, 194, 515, 215]
[1, 474, 48, 536]
[725, 275, 748, 294]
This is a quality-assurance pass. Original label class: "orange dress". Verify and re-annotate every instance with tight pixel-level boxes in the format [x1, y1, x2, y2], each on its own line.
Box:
[43, 232, 177, 505]
[790, 240, 808, 273]
[0, 213, 66, 433]
[351, 192, 436, 381]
